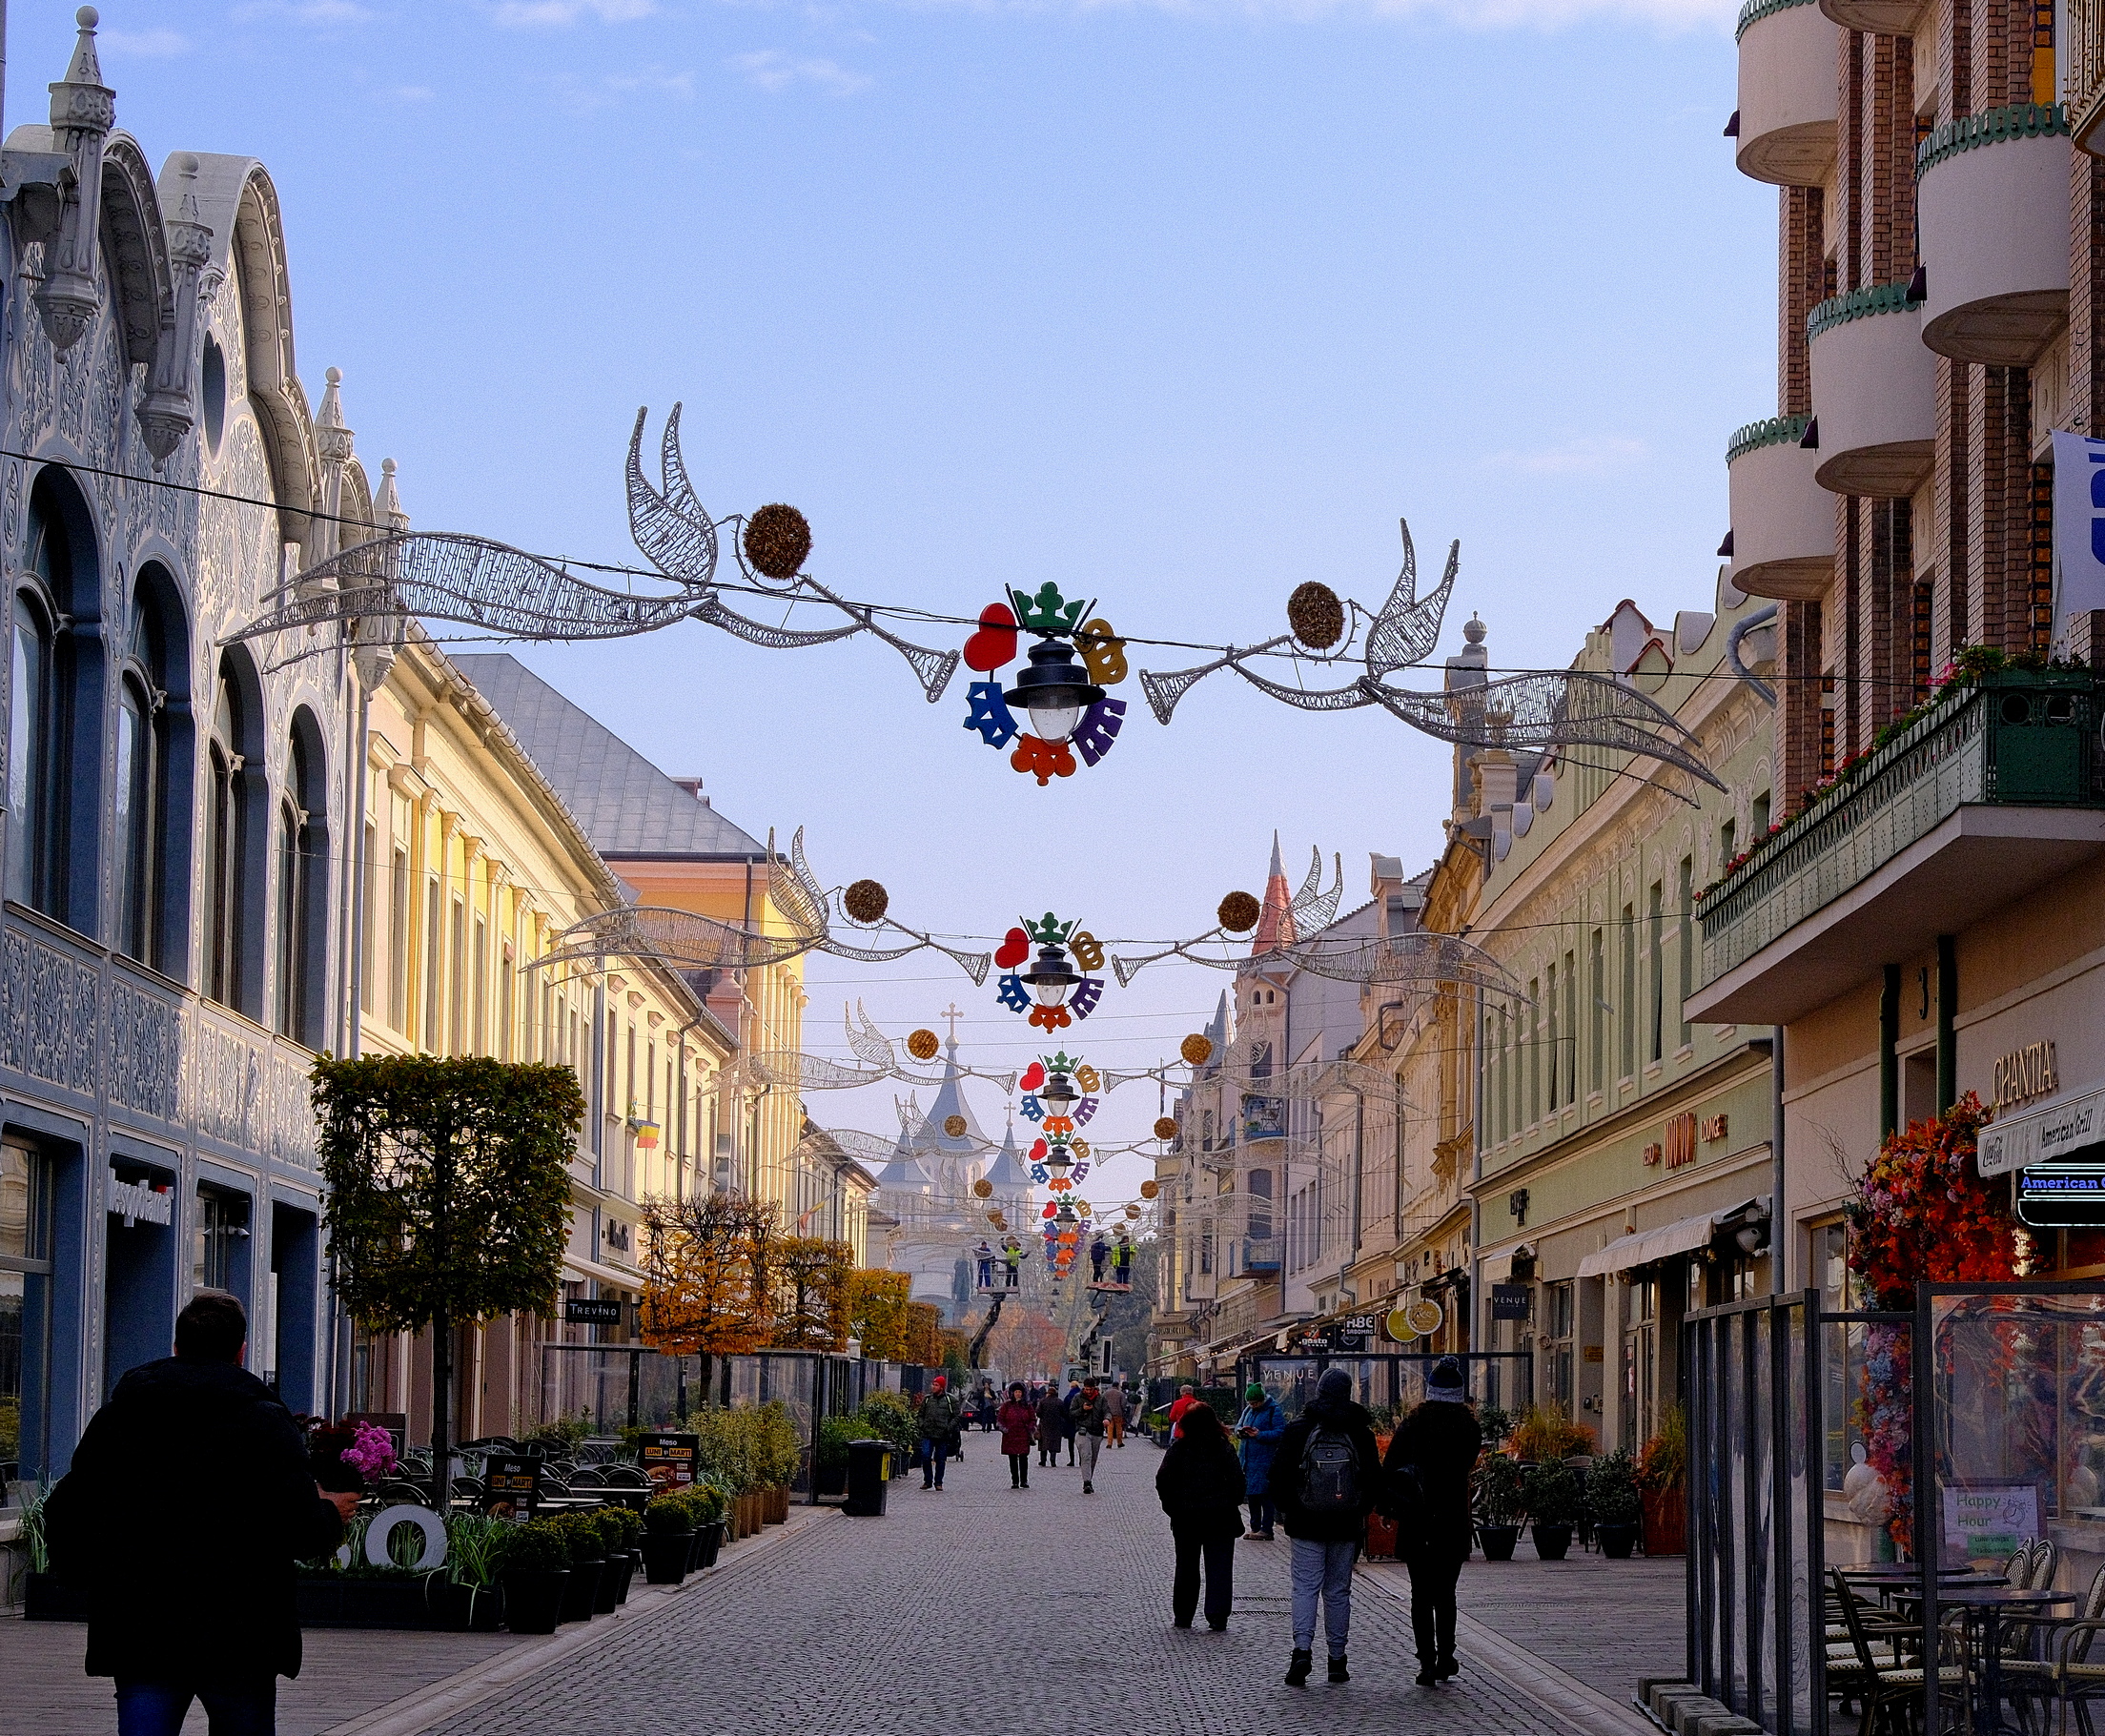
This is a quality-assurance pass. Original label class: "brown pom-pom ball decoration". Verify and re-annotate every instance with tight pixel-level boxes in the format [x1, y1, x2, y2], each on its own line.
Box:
[1287, 581, 1346, 649]
[971, 1177, 993, 1198]
[1180, 1032, 1215, 1066]
[744, 503, 811, 579]
[906, 1028, 939, 1061]
[843, 879, 889, 925]
[1139, 1178, 1160, 1200]
[943, 1113, 968, 1138]
[1216, 890, 1260, 933]
[1154, 1115, 1179, 1141]
[989, 1210, 1006, 1228]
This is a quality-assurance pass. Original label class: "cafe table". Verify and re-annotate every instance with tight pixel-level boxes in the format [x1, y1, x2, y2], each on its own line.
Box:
[1890, 1584, 2077, 1736]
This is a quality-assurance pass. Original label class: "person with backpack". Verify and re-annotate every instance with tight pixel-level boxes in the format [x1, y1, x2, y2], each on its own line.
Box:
[916, 1376, 963, 1490]
[1154, 1402, 1246, 1630]
[1381, 1356, 1484, 1685]
[1272, 1366, 1380, 1686]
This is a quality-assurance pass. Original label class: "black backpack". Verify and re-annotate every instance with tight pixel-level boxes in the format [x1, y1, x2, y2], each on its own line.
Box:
[1300, 1422, 1360, 1514]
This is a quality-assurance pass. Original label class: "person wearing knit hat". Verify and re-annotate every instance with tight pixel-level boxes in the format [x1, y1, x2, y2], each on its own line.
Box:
[1381, 1356, 1483, 1685]
[1233, 1381, 1286, 1540]
[1272, 1366, 1380, 1686]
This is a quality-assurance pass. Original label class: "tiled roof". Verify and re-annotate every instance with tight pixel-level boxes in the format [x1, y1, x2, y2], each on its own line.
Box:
[453, 654, 766, 860]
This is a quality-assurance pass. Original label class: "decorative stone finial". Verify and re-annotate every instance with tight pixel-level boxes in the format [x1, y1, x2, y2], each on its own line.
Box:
[66, 9, 104, 87]
[1462, 613, 1486, 645]
[40, 2, 116, 354]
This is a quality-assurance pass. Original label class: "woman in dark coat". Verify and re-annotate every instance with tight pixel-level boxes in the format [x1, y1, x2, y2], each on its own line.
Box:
[1380, 1356, 1485, 1686]
[1035, 1384, 1067, 1468]
[997, 1383, 1039, 1488]
[1154, 1401, 1247, 1631]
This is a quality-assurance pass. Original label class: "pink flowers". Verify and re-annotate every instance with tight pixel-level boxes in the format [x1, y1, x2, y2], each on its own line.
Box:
[340, 1421, 398, 1482]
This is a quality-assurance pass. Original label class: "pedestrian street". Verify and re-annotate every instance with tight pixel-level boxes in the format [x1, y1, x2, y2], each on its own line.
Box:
[405, 1440, 1587, 1736]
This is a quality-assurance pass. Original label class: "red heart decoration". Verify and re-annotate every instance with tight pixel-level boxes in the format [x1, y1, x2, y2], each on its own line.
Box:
[1042, 1202, 1057, 1218]
[996, 929, 1032, 970]
[1030, 1137, 1049, 1161]
[963, 602, 1019, 673]
[1017, 1060, 1046, 1091]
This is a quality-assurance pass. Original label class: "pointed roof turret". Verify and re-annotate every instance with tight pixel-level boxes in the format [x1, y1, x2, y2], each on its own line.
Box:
[1253, 830, 1297, 955]
[982, 1112, 1034, 1193]
[916, 1034, 988, 1166]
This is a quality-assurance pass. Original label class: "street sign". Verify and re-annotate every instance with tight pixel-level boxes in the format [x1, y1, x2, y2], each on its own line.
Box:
[564, 1297, 625, 1326]
[1333, 1314, 1379, 1354]
[1490, 1283, 1531, 1320]
[2017, 1163, 2105, 1228]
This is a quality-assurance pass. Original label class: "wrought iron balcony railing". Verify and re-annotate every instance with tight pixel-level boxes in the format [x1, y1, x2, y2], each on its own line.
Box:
[1696, 672, 2104, 987]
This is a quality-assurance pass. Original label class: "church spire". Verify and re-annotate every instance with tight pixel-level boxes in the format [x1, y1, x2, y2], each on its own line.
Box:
[1253, 830, 1296, 955]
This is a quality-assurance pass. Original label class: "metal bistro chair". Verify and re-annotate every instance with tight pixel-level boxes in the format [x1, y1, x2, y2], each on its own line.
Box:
[2002, 1564, 2105, 1736]
[1829, 1567, 1971, 1736]
[376, 1479, 435, 1509]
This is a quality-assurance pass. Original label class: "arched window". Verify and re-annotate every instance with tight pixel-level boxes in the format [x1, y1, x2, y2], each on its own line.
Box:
[204, 674, 246, 1008]
[275, 714, 327, 1047]
[7, 587, 59, 913]
[114, 589, 171, 967]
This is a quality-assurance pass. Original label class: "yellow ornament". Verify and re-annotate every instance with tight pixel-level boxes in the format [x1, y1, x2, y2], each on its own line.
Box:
[907, 1028, 940, 1061]
[1180, 1033, 1215, 1066]
[1154, 1116, 1179, 1141]
[1124, 1203, 1142, 1219]
[972, 1177, 993, 1198]
[1079, 619, 1128, 685]
[1075, 1064, 1101, 1093]
[944, 1113, 967, 1137]
[1075, 1199, 1093, 1218]
[1139, 1179, 1160, 1200]
[1071, 1139, 1090, 1161]
[1071, 930, 1105, 971]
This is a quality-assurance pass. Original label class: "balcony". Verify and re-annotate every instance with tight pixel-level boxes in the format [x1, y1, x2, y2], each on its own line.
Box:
[1736, 0, 1840, 187]
[1689, 673, 2105, 1026]
[1808, 284, 1935, 497]
[1917, 106, 2072, 364]
[1818, 0, 1925, 30]
[1727, 414, 1833, 600]
[1242, 1236, 1282, 1274]
[2074, 0, 2105, 155]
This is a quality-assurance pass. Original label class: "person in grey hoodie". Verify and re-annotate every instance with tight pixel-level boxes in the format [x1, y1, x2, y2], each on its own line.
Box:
[917, 1377, 964, 1490]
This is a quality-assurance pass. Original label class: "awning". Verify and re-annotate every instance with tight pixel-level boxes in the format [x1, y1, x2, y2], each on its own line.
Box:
[1574, 1199, 1768, 1278]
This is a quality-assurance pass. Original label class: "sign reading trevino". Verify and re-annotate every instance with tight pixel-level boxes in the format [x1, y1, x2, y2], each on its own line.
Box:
[482, 1456, 540, 1518]
[563, 1297, 625, 1326]
[639, 1431, 699, 1495]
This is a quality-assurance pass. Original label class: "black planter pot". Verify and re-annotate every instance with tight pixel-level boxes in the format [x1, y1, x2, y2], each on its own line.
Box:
[560, 1557, 604, 1623]
[426, 1577, 505, 1631]
[501, 1569, 568, 1635]
[1476, 1523, 1521, 1562]
[23, 1570, 89, 1622]
[1595, 1522, 1639, 1560]
[611, 1551, 638, 1605]
[698, 1521, 725, 1570]
[592, 1552, 632, 1614]
[296, 1574, 439, 1628]
[641, 1530, 692, 1585]
[1530, 1522, 1574, 1562]
[815, 1459, 848, 1497]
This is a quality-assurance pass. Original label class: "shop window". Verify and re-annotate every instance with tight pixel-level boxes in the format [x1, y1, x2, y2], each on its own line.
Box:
[1622, 1274, 1659, 1453]
[192, 1185, 250, 1297]
[0, 1142, 52, 1486]
[1546, 1278, 1574, 1411]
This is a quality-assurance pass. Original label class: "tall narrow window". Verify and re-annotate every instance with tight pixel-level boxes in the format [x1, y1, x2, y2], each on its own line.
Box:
[388, 847, 409, 1032]
[1545, 962, 1560, 1112]
[1751, 789, 1771, 840]
[205, 676, 247, 1010]
[1647, 882, 1665, 1064]
[113, 591, 168, 968]
[448, 901, 465, 1055]
[424, 880, 442, 1053]
[1620, 903, 1636, 1080]
[274, 788, 308, 1039]
[1588, 929, 1604, 1095]
[1526, 978, 1541, 1125]
[1563, 950, 1577, 1105]
[472, 915, 487, 1054]
[1677, 856, 1694, 1048]
[1719, 817, 1736, 868]
[499, 943, 515, 1060]
[7, 592, 54, 911]
[359, 820, 378, 1014]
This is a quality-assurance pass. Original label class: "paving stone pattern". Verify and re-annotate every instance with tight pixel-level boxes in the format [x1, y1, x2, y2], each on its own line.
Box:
[419, 1441, 1574, 1736]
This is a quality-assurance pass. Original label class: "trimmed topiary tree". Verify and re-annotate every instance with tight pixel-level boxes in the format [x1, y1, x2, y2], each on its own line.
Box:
[313, 1054, 584, 1513]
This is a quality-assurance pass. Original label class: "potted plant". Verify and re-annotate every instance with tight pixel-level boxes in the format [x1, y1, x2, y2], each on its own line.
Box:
[431, 1512, 507, 1630]
[1636, 1404, 1687, 1555]
[1474, 1452, 1525, 1562]
[1585, 1449, 1643, 1559]
[1477, 1405, 1515, 1454]
[689, 1481, 728, 1568]
[15, 1482, 79, 1622]
[1522, 1462, 1584, 1561]
[1507, 1401, 1594, 1466]
[497, 1519, 569, 1634]
[593, 1507, 642, 1611]
[553, 1512, 604, 1624]
[815, 1416, 855, 1498]
[641, 1495, 694, 1585]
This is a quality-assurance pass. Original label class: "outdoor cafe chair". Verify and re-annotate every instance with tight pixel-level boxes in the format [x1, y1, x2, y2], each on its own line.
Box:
[566, 1467, 612, 1491]
[1999, 1565, 2105, 1736]
[2030, 1542, 2063, 1593]
[377, 1479, 434, 1508]
[603, 1465, 652, 1489]
[1829, 1568, 1971, 1736]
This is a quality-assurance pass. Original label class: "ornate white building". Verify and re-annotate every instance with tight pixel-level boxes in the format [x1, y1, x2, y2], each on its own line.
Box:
[0, 13, 383, 1482]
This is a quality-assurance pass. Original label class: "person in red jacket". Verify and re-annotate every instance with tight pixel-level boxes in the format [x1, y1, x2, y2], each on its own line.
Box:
[997, 1384, 1039, 1488]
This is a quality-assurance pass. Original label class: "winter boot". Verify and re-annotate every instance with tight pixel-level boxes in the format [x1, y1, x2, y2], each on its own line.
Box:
[1328, 1654, 1350, 1684]
[1415, 1665, 1441, 1687]
[1285, 1649, 1313, 1687]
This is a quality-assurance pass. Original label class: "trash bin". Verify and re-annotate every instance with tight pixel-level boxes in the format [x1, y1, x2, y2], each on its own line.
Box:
[844, 1438, 891, 1517]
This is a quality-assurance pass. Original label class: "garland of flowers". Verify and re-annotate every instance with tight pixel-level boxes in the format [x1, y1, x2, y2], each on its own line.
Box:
[1843, 1093, 2018, 1552]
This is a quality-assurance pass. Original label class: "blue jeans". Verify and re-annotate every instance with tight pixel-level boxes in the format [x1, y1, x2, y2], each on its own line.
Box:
[1290, 1537, 1358, 1657]
[117, 1679, 276, 1736]
[921, 1436, 950, 1486]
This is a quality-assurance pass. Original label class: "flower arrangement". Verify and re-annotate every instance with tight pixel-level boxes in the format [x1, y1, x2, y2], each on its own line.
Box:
[340, 1421, 399, 1483]
[1506, 1401, 1594, 1463]
[1636, 1403, 1686, 1492]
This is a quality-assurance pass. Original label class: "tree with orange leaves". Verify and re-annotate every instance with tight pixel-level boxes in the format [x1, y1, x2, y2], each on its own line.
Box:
[640, 1192, 780, 1355]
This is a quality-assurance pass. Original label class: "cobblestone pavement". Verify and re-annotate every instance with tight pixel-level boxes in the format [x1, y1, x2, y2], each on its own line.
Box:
[417, 1440, 1586, 1736]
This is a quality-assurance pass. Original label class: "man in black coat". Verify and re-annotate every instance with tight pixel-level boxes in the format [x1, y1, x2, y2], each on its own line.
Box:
[1381, 1355, 1485, 1686]
[46, 1290, 355, 1735]
[1272, 1366, 1381, 1686]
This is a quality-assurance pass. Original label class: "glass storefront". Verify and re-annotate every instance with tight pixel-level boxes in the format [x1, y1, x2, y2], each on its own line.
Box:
[0, 1141, 51, 1489]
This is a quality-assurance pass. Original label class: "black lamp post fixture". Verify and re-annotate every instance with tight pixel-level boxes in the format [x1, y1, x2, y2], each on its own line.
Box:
[1019, 941, 1082, 1012]
[1003, 638, 1105, 748]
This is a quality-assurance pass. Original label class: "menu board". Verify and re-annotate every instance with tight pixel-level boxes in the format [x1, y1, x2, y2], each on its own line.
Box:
[482, 1456, 541, 1518]
[638, 1431, 700, 1495]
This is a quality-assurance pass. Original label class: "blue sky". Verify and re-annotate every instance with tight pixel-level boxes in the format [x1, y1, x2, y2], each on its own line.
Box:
[12, 0, 1766, 1183]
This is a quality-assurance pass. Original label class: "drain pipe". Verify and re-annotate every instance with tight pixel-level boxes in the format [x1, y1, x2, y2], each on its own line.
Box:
[1727, 603, 1779, 706]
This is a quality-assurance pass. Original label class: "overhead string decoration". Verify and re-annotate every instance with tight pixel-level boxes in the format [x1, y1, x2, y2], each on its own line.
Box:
[747, 1002, 1017, 1094]
[961, 582, 1129, 784]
